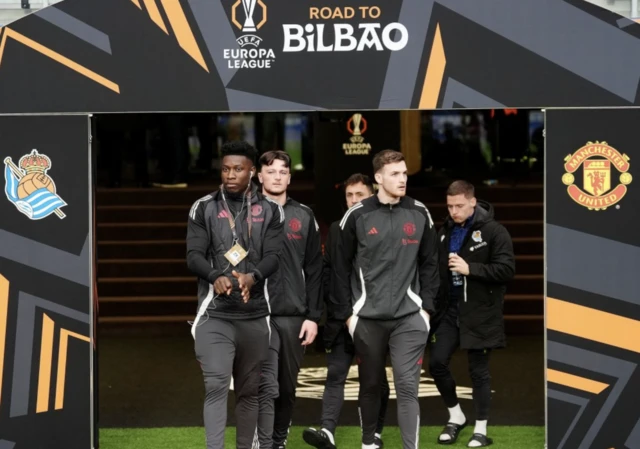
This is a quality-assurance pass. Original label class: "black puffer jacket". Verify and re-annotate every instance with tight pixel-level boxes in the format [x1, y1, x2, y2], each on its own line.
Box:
[433, 200, 516, 349]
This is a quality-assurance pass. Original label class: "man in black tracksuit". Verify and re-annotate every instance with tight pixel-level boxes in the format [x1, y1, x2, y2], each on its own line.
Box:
[303, 174, 390, 449]
[186, 141, 285, 449]
[333, 150, 440, 449]
[255, 150, 323, 449]
[428, 180, 515, 448]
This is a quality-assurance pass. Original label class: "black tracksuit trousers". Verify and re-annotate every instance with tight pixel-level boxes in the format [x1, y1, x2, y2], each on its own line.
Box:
[321, 326, 390, 436]
[350, 311, 429, 448]
[257, 316, 306, 448]
[194, 316, 270, 449]
[427, 309, 492, 421]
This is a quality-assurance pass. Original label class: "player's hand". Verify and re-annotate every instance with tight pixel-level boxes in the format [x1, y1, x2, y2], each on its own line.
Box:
[346, 316, 352, 328]
[232, 271, 255, 303]
[299, 320, 318, 346]
[213, 276, 233, 296]
[448, 254, 470, 276]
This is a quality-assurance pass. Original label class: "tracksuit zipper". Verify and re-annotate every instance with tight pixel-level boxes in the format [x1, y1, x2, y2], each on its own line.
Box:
[389, 204, 394, 313]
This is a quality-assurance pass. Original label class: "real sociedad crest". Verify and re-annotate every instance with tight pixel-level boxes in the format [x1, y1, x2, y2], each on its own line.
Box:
[4, 149, 67, 220]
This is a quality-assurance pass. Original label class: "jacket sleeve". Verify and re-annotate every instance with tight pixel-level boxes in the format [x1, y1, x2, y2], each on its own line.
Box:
[467, 223, 516, 283]
[331, 210, 358, 322]
[303, 211, 323, 322]
[417, 208, 439, 316]
[186, 201, 221, 283]
[252, 201, 285, 281]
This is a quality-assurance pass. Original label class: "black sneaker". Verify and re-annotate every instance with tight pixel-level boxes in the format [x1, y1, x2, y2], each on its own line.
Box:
[374, 435, 384, 448]
[302, 428, 336, 449]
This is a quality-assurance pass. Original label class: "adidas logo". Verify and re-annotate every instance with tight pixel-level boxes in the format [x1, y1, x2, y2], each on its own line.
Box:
[368, 227, 378, 235]
[217, 210, 229, 219]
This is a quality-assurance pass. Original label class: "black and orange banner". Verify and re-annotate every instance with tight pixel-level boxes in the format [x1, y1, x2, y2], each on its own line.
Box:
[0, 0, 639, 113]
[546, 109, 640, 449]
[0, 116, 93, 448]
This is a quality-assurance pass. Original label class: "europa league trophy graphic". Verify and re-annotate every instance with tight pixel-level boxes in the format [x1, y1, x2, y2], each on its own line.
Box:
[241, 0, 258, 32]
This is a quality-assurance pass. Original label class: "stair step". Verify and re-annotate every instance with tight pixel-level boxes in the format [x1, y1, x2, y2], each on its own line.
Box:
[514, 255, 543, 273]
[97, 223, 188, 241]
[97, 254, 543, 278]
[98, 259, 190, 278]
[98, 276, 196, 296]
[512, 237, 542, 255]
[96, 203, 544, 223]
[98, 237, 543, 260]
[98, 240, 186, 259]
[97, 219, 543, 241]
[507, 274, 543, 295]
[96, 184, 542, 206]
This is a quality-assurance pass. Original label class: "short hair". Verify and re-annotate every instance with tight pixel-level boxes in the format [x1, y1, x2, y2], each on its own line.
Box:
[344, 173, 374, 193]
[259, 150, 291, 170]
[372, 150, 405, 174]
[220, 141, 257, 165]
[447, 180, 475, 198]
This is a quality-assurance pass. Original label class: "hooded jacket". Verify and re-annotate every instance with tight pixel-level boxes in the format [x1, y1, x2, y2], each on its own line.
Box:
[434, 200, 516, 349]
[186, 184, 285, 321]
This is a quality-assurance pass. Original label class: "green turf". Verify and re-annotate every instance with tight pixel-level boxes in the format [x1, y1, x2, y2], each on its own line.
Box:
[100, 426, 545, 448]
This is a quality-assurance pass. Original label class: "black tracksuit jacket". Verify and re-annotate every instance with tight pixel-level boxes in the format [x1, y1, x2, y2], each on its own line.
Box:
[321, 220, 344, 348]
[186, 185, 285, 320]
[332, 195, 440, 322]
[433, 200, 516, 349]
[266, 197, 323, 322]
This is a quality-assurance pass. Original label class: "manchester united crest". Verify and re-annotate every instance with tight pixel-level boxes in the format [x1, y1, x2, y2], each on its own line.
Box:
[562, 141, 632, 211]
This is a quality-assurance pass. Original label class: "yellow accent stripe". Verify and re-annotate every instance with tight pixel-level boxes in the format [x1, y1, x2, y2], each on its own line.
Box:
[0, 28, 120, 93]
[36, 314, 55, 413]
[547, 297, 640, 354]
[419, 23, 446, 109]
[143, 0, 169, 34]
[131, 0, 142, 8]
[160, 0, 209, 72]
[547, 368, 609, 394]
[55, 329, 90, 410]
[0, 275, 9, 407]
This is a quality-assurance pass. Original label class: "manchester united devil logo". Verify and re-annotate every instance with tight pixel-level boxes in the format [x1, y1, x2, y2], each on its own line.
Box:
[562, 141, 632, 211]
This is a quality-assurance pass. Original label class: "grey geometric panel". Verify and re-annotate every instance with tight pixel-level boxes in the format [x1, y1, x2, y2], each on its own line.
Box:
[0, 441, 15, 449]
[36, 7, 112, 54]
[441, 78, 506, 108]
[9, 292, 89, 418]
[379, 0, 435, 109]
[547, 224, 640, 306]
[188, 0, 239, 86]
[547, 389, 589, 449]
[440, 0, 640, 101]
[225, 88, 325, 112]
[0, 230, 89, 287]
[626, 416, 640, 449]
[548, 341, 637, 448]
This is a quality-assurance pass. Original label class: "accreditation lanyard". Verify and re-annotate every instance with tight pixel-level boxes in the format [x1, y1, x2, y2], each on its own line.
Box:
[221, 187, 252, 243]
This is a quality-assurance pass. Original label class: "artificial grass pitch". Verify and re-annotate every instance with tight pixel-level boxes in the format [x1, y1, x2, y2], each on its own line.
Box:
[100, 426, 545, 448]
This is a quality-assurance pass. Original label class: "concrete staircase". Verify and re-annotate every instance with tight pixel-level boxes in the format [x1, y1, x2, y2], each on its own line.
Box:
[96, 183, 544, 334]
